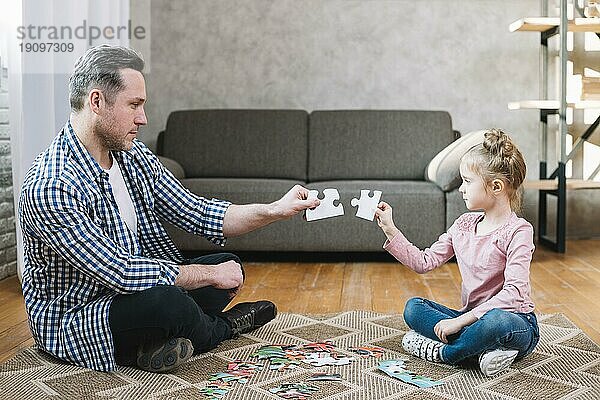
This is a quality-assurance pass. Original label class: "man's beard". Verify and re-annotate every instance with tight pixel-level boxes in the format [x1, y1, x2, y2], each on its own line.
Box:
[94, 117, 130, 152]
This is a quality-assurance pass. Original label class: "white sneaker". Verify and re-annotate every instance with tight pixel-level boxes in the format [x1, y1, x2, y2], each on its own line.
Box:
[401, 330, 445, 363]
[479, 349, 519, 376]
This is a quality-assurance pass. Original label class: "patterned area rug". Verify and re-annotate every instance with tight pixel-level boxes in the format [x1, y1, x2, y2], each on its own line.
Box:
[2, 311, 600, 399]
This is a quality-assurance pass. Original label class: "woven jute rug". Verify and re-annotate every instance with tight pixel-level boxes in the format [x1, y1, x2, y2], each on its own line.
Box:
[2, 311, 600, 399]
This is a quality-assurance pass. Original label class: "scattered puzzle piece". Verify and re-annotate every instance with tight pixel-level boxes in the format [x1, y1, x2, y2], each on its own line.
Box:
[227, 360, 263, 373]
[200, 359, 264, 399]
[301, 352, 354, 367]
[306, 189, 344, 221]
[270, 357, 301, 371]
[269, 382, 319, 399]
[301, 341, 336, 353]
[199, 383, 231, 399]
[349, 345, 385, 358]
[209, 372, 249, 384]
[378, 359, 444, 388]
[350, 190, 382, 221]
[307, 373, 343, 381]
[253, 345, 301, 370]
[253, 345, 287, 360]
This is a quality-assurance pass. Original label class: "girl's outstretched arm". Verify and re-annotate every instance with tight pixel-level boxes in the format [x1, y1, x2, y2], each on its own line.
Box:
[376, 201, 455, 273]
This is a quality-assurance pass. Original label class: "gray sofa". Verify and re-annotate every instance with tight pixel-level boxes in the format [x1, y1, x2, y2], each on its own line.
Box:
[156, 109, 467, 253]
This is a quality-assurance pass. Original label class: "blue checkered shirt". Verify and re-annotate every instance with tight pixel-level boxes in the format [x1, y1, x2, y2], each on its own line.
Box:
[19, 121, 230, 371]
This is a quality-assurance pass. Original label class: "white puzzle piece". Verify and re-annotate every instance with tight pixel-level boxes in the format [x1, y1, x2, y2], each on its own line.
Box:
[350, 190, 383, 221]
[306, 188, 344, 221]
[301, 352, 354, 367]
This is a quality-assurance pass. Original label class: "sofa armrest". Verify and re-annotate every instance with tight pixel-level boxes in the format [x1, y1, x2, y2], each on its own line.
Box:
[158, 156, 186, 179]
[156, 130, 165, 155]
[425, 130, 485, 192]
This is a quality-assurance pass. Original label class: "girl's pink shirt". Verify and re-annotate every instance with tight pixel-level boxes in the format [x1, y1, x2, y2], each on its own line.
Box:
[383, 212, 535, 318]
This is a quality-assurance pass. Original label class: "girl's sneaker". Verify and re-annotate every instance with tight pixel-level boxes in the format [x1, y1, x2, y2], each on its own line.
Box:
[478, 349, 519, 376]
[401, 330, 445, 363]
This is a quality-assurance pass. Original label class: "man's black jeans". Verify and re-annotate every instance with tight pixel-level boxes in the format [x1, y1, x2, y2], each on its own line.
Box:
[108, 252, 243, 366]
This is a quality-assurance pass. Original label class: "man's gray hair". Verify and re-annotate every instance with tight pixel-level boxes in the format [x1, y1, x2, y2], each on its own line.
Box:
[69, 45, 144, 111]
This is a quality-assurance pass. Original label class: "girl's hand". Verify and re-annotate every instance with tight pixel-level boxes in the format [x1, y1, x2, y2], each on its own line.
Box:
[375, 201, 399, 240]
[434, 313, 477, 343]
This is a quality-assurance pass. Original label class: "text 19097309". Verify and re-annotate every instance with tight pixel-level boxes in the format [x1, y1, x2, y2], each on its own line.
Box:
[19, 42, 74, 53]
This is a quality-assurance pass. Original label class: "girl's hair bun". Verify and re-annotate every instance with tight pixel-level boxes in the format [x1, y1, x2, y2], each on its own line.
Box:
[483, 128, 514, 160]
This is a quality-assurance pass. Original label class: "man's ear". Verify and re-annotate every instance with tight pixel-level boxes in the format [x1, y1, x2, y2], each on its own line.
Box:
[88, 89, 104, 114]
[491, 179, 505, 195]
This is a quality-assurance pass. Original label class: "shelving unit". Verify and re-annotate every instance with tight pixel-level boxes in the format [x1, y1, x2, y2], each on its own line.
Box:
[510, 17, 600, 32]
[508, 100, 600, 109]
[509, 0, 600, 253]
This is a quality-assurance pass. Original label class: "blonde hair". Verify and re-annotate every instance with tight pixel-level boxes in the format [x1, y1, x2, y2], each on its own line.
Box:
[461, 128, 527, 213]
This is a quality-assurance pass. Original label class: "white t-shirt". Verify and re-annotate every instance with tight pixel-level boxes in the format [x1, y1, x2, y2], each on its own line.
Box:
[105, 159, 138, 235]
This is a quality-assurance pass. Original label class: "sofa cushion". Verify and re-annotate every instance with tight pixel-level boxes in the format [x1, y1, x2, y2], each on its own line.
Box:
[425, 130, 486, 192]
[161, 110, 308, 180]
[308, 111, 455, 181]
[178, 178, 301, 204]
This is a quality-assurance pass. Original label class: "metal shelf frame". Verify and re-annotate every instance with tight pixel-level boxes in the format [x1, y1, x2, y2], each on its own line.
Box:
[534, 0, 600, 252]
[510, 1, 600, 252]
[536, 0, 568, 252]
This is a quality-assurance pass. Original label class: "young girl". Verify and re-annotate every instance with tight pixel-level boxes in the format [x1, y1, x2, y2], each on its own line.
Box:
[375, 128, 539, 376]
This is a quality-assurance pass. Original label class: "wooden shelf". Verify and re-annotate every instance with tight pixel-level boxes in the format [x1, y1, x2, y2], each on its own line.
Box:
[508, 100, 600, 110]
[510, 17, 600, 33]
[523, 179, 600, 190]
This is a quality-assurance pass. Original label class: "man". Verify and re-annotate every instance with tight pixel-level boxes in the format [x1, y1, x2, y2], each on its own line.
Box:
[18, 45, 319, 373]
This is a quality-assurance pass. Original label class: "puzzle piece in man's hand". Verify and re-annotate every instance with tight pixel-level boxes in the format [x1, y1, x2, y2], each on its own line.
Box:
[306, 189, 344, 221]
[350, 190, 382, 221]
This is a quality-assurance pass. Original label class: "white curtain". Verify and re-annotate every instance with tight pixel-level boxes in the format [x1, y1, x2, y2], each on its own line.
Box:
[3, 0, 130, 280]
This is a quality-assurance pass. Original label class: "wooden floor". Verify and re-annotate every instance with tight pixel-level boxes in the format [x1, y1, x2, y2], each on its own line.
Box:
[2, 239, 600, 363]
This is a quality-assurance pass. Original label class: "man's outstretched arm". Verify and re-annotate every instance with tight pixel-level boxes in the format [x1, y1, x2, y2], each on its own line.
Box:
[222, 185, 319, 237]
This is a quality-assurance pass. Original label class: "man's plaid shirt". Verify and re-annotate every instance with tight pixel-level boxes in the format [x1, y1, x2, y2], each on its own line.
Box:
[19, 122, 230, 371]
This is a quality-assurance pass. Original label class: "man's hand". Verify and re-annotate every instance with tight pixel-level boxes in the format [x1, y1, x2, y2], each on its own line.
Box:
[375, 201, 399, 240]
[209, 260, 244, 290]
[433, 312, 477, 343]
[175, 260, 243, 291]
[271, 184, 320, 219]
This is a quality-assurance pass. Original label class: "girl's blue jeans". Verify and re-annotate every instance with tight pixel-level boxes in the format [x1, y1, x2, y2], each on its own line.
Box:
[403, 297, 540, 365]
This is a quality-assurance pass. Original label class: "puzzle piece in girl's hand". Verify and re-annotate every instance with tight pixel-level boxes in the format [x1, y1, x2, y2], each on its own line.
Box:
[350, 190, 382, 221]
[306, 189, 344, 221]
